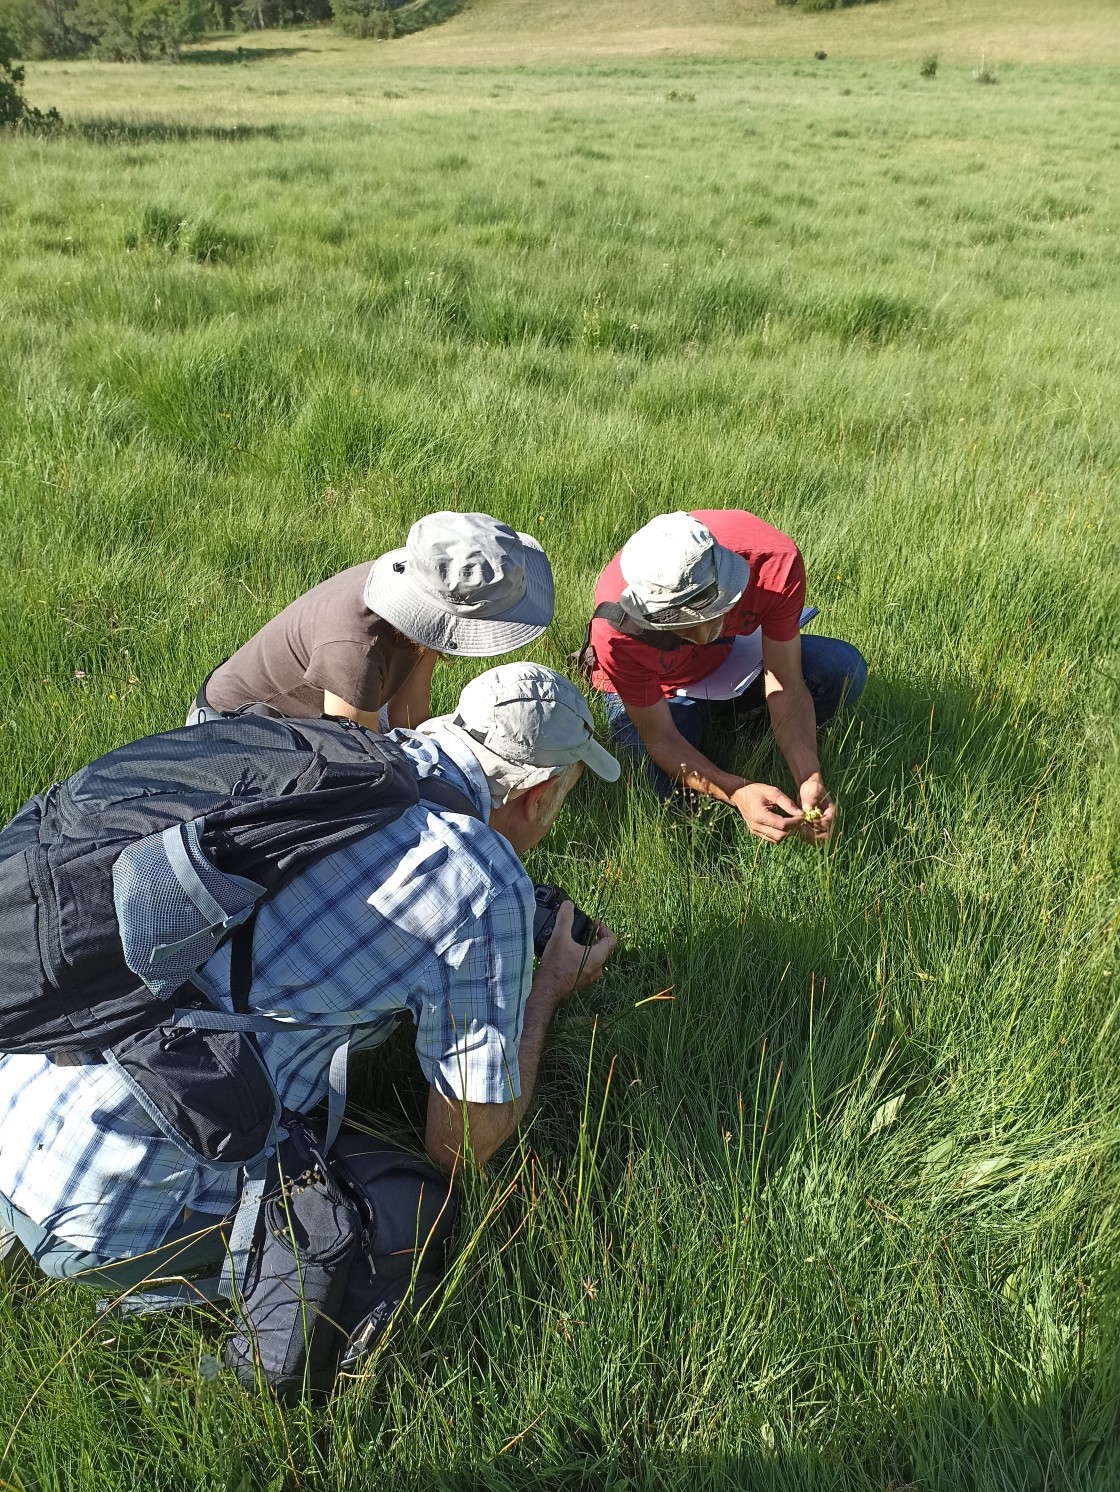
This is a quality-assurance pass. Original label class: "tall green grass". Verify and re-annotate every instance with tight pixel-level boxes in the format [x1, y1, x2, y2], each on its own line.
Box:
[1, 50, 1118, 1491]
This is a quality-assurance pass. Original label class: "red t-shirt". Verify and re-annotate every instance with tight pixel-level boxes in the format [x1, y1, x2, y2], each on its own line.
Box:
[590, 510, 805, 707]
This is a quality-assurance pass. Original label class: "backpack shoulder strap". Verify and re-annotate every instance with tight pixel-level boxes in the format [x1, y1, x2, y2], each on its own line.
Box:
[220, 775, 479, 1014]
[590, 601, 695, 653]
[417, 778, 481, 820]
[229, 915, 257, 1014]
[574, 602, 691, 674]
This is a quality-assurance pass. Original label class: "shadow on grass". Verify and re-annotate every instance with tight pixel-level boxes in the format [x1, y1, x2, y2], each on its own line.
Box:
[73, 120, 289, 144]
[178, 46, 312, 66]
[541, 661, 1073, 1162]
[711, 663, 1062, 841]
[326, 1393, 1119, 1490]
[348, 1014, 432, 1137]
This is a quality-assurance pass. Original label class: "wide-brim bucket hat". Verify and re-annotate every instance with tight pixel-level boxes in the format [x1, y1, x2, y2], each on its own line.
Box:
[365, 511, 555, 656]
[618, 511, 749, 630]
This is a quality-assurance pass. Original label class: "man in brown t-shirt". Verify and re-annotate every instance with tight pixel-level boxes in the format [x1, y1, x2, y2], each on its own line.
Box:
[191, 512, 555, 730]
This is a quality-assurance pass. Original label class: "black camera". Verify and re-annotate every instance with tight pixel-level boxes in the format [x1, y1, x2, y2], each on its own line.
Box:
[532, 883, 596, 957]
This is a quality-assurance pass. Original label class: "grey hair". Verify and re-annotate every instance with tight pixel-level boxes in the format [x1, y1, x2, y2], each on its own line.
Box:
[541, 761, 580, 802]
[483, 759, 578, 810]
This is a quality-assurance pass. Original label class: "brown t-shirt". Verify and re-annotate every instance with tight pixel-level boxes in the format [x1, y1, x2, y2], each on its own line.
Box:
[205, 562, 421, 718]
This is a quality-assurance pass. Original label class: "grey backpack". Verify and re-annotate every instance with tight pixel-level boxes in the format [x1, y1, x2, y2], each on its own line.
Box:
[0, 711, 476, 1164]
[0, 712, 476, 1391]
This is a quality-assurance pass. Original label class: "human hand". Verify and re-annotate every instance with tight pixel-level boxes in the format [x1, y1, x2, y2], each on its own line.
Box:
[797, 774, 836, 843]
[537, 901, 617, 996]
[730, 782, 803, 843]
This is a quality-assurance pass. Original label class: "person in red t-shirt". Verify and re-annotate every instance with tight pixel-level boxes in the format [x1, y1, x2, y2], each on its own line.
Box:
[586, 511, 866, 844]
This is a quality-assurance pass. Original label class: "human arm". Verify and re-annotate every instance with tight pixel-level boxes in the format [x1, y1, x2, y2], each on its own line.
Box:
[424, 903, 617, 1171]
[622, 696, 803, 843]
[386, 648, 440, 730]
[308, 635, 391, 730]
[322, 690, 383, 730]
[761, 634, 834, 842]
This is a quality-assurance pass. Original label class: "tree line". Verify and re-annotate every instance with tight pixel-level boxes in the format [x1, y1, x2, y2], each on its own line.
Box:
[0, 0, 463, 62]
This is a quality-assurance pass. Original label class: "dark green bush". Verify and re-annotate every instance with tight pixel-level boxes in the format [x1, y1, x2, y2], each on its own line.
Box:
[69, 0, 209, 60]
[3, 0, 458, 55]
[332, 0, 463, 41]
[4, 0, 210, 57]
[0, 0, 38, 55]
[0, 24, 60, 123]
[235, 0, 331, 30]
[777, 0, 885, 10]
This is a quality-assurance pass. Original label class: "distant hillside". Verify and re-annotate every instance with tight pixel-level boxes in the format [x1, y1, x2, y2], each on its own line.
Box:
[386, 0, 1120, 65]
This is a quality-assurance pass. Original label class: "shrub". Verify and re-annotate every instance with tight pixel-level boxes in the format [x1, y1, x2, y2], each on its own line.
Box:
[0, 25, 25, 120]
[332, 0, 464, 40]
[1, 0, 96, 57]
[920, 53, 938, 78]
[776, 0, 886, 9]
[975, 62, 998, 85]
[70, 0, 208, 60]
[0, 0, 38, 55]
[0, 24, 60, 123]
[236, 0, 331, 27]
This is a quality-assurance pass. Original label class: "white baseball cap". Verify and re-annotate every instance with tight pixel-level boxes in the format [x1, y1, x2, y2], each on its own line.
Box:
[421, 662, 621, 799]
[364, 512, 554, 656]
[618, 512, 748, 630]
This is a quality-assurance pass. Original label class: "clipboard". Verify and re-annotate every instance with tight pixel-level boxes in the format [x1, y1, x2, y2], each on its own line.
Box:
[674, 606, 819, 701]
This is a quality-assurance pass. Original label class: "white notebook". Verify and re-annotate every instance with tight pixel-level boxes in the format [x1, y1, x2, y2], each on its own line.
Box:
[674, 607, 819, 701]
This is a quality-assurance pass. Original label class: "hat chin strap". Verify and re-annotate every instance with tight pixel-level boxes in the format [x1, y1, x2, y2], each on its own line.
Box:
[619, 590, 706, 631]
[592, 601, 732, 654]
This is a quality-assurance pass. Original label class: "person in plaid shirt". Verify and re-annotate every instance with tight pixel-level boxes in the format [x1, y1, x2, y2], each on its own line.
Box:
[0, 664, 619, 1286]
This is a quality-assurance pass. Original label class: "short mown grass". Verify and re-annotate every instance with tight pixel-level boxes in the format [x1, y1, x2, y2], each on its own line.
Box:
[1, 40, 1118, 1492]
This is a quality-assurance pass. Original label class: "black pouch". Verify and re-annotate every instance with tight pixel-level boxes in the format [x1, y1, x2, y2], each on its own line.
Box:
[106, 1024, 280, 1166]
[337, 1270, 445, 1376]
[224, 1121, 360, 1400]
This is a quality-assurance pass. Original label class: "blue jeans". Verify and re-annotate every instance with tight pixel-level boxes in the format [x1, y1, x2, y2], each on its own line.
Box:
[0, 1187, 227, 1287]
[603, 633, 867, 802]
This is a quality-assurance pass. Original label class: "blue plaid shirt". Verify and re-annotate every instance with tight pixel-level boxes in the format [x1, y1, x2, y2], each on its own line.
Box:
[0, 729, 534, 1262]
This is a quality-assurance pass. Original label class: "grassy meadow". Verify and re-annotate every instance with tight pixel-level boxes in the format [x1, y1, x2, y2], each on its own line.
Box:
[2, 20, 1119, 1492]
